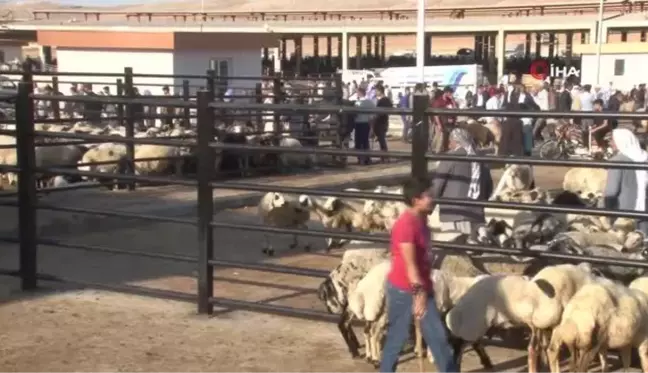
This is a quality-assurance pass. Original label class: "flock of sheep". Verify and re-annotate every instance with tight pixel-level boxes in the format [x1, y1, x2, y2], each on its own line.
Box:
[256, 163, 648, 371]
[0, 118, 325, 190]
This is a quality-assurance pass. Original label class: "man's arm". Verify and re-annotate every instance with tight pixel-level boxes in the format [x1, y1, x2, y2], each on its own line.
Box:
[591, 120, 608, 133]
[400, 242, 423, 286]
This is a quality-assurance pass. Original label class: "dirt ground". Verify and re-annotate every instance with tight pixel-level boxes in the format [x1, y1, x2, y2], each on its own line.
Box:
[0, 164, 629, 372]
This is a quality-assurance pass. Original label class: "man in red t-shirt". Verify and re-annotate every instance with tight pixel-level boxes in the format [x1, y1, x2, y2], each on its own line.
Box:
[379, 177, 456, 372]
[430, 86, 458, 153]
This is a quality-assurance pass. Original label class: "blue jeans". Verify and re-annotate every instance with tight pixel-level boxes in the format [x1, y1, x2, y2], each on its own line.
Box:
[354, 122, 370, 164]
[401, 115, 410, 139]
[380, 282, 456, 372]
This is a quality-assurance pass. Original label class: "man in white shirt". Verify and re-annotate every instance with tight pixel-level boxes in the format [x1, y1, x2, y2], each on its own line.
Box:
[483, 89, 503, 123]
[354, 87, 376, 165]
[579, 84, 595, 130]
[579, 84, 595, 111]
[532, 83, 549, 141]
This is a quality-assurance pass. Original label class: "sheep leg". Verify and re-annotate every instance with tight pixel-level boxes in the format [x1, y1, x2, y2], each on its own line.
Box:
[547, 331, 560, 373]
[363, 322, 373, 363]
[637, 341, 648, 373]
[449, 337, 465, 372]
[471, 341, 493, 370]
[567, 345, 579, 373]
[617, 346, 630, 373]
[527, 327, 539, 373]
[539, 329, 551, 370]
[338, 309, 361, 358]
[261, 234, 274, 256]
[370, 314, 388, 367]
[596, 348, 608, 373]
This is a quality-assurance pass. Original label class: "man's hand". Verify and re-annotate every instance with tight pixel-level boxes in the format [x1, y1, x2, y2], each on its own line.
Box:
[413, 292, 427, 320]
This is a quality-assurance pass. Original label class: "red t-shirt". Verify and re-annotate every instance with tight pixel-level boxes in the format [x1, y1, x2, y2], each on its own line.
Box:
[430, 96, 456, 125]
[388, 210, 433, 292]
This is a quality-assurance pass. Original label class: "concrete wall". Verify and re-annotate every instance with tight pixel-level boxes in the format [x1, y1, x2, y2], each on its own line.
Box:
[581, 53, 648, 90]
[55, 48, 175, 94]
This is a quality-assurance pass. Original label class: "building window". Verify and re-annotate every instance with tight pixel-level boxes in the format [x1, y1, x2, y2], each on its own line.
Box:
[641, 30, 647, 42]
[614, 59, 625, 76]
[580, 32, 587, 44]
[209, 58, 230, 76]
[209, 58, 231, 92]
[621, 31, 628, 42]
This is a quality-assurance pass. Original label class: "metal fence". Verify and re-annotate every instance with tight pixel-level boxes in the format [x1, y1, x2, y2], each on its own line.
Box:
[3, 69, 648, 321]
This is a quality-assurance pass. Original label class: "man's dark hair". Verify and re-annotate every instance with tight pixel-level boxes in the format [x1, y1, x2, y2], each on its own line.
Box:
[376, 85, 385, 95]
[593, 98, 604, 107]
[402, 177, 431, 207]
[443, 86, 454, 93]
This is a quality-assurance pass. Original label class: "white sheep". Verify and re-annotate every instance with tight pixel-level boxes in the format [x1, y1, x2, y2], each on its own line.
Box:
[490, 164, 535, 201]
[546, 276, 622, 373]
[562, 167, 607, 196]
[133, 144, 183, 175]
[317, 243, 389, 359]
[78, 142, 127, 178]
[257, 192, 311, 256]
[446, 263, 596, 373]
[347, 262, 494, 369]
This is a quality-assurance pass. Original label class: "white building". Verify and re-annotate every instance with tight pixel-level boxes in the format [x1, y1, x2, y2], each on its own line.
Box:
[35, 30, 278, 95]
[575, 43, 648, 90]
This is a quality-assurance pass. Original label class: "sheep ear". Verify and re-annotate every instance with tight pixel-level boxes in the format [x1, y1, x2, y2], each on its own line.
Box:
[577, 262, 593, 273]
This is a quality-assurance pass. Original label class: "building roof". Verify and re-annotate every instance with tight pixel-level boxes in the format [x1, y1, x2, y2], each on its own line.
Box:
[3, 14, 617, 33]
[2, 0, 646, 35]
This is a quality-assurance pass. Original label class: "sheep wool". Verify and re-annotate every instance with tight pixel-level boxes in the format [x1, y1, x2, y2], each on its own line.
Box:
[546, 277, 621, 373]
[562, 167, 607, 195]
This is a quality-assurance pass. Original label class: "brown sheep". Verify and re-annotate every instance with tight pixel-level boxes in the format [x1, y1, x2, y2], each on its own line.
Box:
[456, 120, 501, 153]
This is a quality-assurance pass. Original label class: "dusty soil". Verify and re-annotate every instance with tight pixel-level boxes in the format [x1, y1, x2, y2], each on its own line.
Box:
[0, 162, 622, 372]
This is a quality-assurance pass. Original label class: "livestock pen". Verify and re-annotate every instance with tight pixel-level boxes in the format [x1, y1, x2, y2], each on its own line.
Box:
[3, 68, 648, 370]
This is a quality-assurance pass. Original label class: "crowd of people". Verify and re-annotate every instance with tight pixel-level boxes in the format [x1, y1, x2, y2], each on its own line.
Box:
[33, 82, 187, 128]
[343, 75, 647, 161]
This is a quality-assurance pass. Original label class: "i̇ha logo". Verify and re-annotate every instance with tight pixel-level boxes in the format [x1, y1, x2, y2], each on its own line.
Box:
[529, 59, 580, 81]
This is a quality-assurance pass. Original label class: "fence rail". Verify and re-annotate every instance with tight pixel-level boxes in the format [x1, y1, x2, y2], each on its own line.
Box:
[3, 65, 648, 320]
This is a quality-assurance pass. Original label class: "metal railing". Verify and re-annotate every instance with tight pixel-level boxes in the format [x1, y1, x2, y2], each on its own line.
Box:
[4, 68, 648, 321]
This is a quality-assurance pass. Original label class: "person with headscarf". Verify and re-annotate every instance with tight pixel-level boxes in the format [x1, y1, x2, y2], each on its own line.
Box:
[429, 128, 493, 236]
[604, 128, 648, 236]
[498, 101, 526, 157]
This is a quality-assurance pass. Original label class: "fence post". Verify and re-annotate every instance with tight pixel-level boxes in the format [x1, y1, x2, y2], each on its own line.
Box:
[255, 82, 263, 132]
[51, 76, 60, 120]
[124, 67, 136, 191]
[272, 73, 282, 136]
[206, 70, 216, 98]
[411, 93, 429, 179]
[116, 79, 124, 125]
[16, 63, 38, 290]
[196, 90, 214, 315]
[182, 79, 190, 126]
[333, 73, 346, 166]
